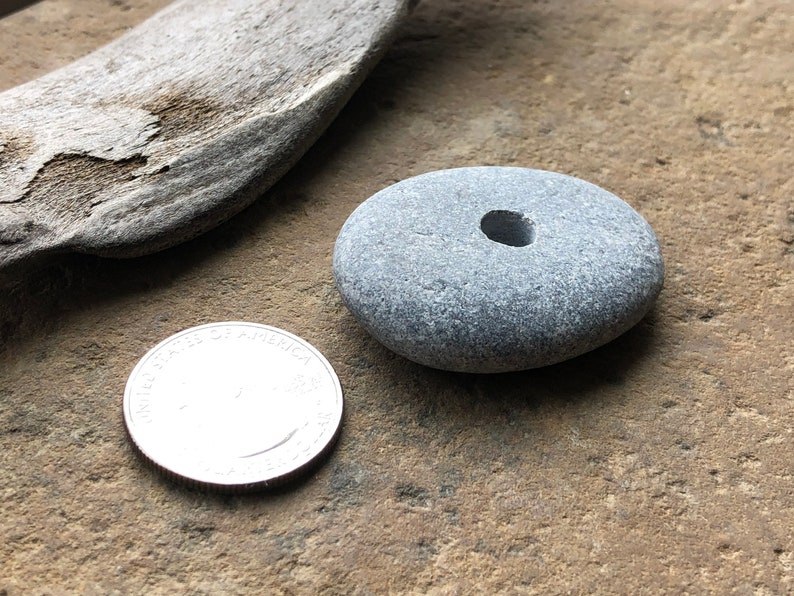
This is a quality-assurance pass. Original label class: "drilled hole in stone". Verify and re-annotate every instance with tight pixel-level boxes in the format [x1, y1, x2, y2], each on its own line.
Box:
[480, 210, 535, 247]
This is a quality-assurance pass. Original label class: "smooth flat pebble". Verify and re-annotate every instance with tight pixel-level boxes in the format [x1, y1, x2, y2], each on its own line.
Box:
[333, 167, 664, 373]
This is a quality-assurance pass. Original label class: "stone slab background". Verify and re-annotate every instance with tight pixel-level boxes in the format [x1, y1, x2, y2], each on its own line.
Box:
[1, 0, 792, 593]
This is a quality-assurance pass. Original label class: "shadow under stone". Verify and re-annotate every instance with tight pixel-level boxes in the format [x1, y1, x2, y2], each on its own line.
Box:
[342, 305, 663, 449]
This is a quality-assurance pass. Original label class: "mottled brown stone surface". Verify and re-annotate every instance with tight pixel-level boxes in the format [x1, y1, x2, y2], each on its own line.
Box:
[1, 0, 792, 593]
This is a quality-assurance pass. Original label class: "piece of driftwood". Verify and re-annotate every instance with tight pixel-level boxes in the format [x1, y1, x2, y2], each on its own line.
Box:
[0, 0, 412, 271]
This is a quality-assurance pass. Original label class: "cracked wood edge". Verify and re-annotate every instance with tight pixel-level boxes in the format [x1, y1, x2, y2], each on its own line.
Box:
[0, 0, 412, 272]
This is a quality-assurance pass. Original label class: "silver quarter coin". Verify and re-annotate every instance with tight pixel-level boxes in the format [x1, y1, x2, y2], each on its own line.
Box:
[123, 322, 343, 492]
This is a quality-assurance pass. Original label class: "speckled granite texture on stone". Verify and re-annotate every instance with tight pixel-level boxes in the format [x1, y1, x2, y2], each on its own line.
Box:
[334, 167, 663, 372]
[1, 0, 793, 593]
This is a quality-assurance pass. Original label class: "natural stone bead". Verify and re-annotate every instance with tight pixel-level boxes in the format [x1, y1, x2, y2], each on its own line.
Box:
[333, 167, 664, 373]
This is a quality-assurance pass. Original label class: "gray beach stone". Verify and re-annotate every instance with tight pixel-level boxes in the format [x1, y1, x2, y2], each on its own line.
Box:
[333, 167, 664, 373]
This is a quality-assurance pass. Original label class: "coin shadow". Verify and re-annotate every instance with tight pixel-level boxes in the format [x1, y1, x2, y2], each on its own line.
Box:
[123, 417, 346, 506]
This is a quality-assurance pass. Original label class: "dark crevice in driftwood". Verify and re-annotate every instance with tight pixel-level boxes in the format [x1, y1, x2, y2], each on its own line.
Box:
[0, 135, 36, 200]
[22, 153, 149, 216]
[142, 89, 224, 143]
[0, 153, 149, 248]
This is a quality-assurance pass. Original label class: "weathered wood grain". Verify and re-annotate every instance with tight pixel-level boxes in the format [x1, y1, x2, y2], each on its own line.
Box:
[0, 0, 411, 271]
